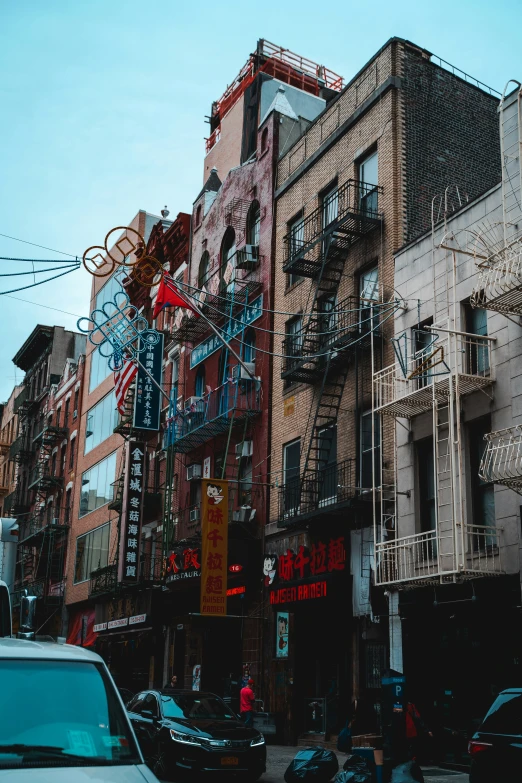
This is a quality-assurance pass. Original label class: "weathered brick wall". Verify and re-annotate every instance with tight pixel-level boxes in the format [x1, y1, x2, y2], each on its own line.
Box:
[401, 46, 501, 242]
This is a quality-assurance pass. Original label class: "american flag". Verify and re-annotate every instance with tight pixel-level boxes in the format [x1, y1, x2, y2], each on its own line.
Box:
[114, 357, 138, 416]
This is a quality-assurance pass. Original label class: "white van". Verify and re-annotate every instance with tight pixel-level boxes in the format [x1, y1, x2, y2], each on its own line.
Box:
[0, 636, 160, 782]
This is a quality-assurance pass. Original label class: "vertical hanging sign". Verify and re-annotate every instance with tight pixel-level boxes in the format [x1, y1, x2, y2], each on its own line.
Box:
[134, 333, 164, 431]
[119, 443, 145, 583]
[200, 479, 228, 616]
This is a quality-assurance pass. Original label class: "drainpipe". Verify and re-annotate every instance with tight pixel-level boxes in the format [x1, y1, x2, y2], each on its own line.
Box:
[386, 590, 403, 674]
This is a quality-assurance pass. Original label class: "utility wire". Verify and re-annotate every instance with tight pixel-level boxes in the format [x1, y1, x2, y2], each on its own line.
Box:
[4, 294, 83, 318]
[0, 264, 79, 297]
[0, 232, 81, 259]
[0, 256, 81, 264]
[0, 263, 79, 277]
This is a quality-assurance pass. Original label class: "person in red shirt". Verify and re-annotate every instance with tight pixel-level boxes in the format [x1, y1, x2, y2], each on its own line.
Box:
[240, 679, 255, 727]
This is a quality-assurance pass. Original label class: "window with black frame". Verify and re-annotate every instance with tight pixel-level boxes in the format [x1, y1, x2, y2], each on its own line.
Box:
[414, 319, 434, 389]
[317, 425, 337, 505]
[287, 213, 304, 287]
[417, 437, 436, 535]
[465, 303, 490, 376]
[284, 316, 303, 385]
[359, 266, 379, 334]
[360, 411, 380, 491]
[468, 416, 496, 549]
[358, 150, 378, 216]
[283, 439, 300, 516]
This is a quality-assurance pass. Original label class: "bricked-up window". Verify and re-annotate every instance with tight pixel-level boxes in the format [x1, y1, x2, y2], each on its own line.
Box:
[74, 522, 110, 583]
[283, 439, 300, 514]
[287, 213, 304, 287]
[79, 451, 116, 517]
[417, 437, 435, 534]
[246, 201, 261, 247]
[358, 150, 378, 216]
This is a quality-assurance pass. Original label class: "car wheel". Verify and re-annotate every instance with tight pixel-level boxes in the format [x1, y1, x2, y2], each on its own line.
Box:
[151, 750, 169, 780]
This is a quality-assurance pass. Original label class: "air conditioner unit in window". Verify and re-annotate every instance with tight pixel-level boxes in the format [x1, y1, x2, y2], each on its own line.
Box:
[186, 464, 202, 481]
[235, 440, 253, 459]
[231, 363, 256, 381]
[72, 410, 77, 419]
[186, 396, 203, 410]
[189, 507, 200, 523]
[232, 506, 256, 523]
[236, 244, 260, 271]
[50, 518, 60, 526]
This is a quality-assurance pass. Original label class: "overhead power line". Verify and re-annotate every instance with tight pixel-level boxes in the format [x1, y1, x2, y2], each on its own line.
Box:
[0, 231, 82, 259]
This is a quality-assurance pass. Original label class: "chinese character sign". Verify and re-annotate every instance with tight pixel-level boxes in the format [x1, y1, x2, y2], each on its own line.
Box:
[118, 443, 146, 583]
[133, 332, 164, 431]
[276, 612, 289, 659]
[200, 479, 228, 616]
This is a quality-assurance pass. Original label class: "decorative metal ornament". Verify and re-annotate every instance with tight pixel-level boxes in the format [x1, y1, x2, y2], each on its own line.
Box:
[82, 226, 148, 278]
[130, 255, 164, 288]
[77, 291, 160, 371]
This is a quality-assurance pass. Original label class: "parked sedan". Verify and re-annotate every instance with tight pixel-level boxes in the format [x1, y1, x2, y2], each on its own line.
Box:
[127, 689, 266, 781]
[469, 688, 522, 782]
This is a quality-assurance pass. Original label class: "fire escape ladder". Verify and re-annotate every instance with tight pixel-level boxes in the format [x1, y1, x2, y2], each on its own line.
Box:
[434, 397, 456, 577]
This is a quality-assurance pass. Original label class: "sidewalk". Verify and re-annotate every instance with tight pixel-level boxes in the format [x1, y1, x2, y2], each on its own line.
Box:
[263, 745, 469, 782]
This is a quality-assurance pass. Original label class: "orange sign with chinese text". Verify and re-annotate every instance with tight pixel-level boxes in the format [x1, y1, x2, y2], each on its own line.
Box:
[200, 479, 229, 616]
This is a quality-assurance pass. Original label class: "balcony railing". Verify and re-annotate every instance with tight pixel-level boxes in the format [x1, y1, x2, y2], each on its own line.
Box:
[471, 236, 522, 316]
[32, 424, 68, 446]
[375, 524, 502, 586]
[278, 458, 356, 525]
[90, 563, 118, 598]
[28, 466, 64, 492]
[282, 180, 383, 278]
[164, 379, 261, 453]
[3, 489, 30, 514]
[373, 329, 494, 418]
[18, 506, 69, 543]
[479, 425, 522, 492]
[13, 385, 34, 414]
[13, 577, 65, 606]
[281, 296, 381, 382]
[170, 263, 262, 344]
[89, 554, 163, 598]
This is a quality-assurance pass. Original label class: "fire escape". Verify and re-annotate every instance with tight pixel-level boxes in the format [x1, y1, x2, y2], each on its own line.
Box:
[278, 179, 384, 527]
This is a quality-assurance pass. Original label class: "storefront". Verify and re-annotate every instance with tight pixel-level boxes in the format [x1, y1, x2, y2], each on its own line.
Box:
[263, 528, 352, 743]
[163, 535, 261, 708]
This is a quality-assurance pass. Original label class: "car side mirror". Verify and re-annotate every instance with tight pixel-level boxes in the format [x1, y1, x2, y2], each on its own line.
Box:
[141, 710, 156, 720]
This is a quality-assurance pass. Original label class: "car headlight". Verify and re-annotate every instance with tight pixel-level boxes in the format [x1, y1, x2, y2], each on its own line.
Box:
[250, 734, 265, 747]
[170, 729, 201, 746]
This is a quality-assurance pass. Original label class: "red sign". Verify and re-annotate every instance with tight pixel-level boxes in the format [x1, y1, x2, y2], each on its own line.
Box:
[265, 538, 346, 586]
[270, 581, 328, 605]
[229, 564, 243, 573]
[226, 585, 246, 596]
[166, 547, 201, 583]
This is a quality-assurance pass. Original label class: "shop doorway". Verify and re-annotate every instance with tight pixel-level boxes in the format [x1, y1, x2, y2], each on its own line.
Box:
[200, 618, 243, 699]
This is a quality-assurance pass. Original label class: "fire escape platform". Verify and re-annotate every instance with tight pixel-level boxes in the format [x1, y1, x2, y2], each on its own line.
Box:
[169, 407, 261, 454]
[277, 459, 358, 527]
[375, 372, 494, 419]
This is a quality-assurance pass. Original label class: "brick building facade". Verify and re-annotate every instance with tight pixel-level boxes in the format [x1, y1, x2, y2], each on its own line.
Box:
[266, 37, 501, 742]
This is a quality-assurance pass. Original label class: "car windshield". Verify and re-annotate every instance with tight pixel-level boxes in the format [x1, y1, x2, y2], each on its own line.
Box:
[160, 693, 237, 720]
[480, 692, 522, 736]
[0, 660, 141, 768]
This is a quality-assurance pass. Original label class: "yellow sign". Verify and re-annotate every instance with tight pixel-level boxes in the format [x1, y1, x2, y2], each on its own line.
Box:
[284, 395, 295, 416]
[200, 479, 229, 617]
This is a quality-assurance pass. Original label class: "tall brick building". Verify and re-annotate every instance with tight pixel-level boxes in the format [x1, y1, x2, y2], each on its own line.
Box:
[265, 37, 501, 742]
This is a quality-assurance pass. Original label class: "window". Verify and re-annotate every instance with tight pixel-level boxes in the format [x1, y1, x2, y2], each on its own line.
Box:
[51, 451, 57, 477]
[64, 488, 71, 525]
[246, 201, 261, 247]
[359, 150, 378, 215]
[466, 304, 490, 376]
[284, 316, 303, 387]
[84, 392, 118, 454]
[74, 388, 79, 414]
[359, 265, 379, 333]
[239, 451, 253, 506]
[287, 214, 304, 287]
[468, 416, 496, 546]
[360, 412, 380, 490]
[195, 204, 202, 227]
[220, 227, 236, 292]
[414, 318, 434, 388]
[318, 425, 337, 504]
[322, 184, 339, 231]
[171, 354, 180, 401]
[69, 436, 75, 470]
[90, 272, 125, 392]
[283, 439, 300, 514]
[195, 366, 206, 398]
[318, 294, 336, 349]
[79, 452, 117, 517]
[64, 398, 70, 423]
[60, 445, 66, 476]
[417, 438, 436, 533]
[198, 251, 210, 289]
[261, 127, 269, 154]
[56, 406, 62, 427]
[244, 329, 256, 364]
[74, 522, 110, 583]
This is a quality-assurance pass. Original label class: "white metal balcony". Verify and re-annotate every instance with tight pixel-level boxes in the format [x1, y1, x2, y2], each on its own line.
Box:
[375, 524, 502, 587]
[471, 236, 522, 316]
[373, 329, 494, 417]
[480, 425, 522, 492]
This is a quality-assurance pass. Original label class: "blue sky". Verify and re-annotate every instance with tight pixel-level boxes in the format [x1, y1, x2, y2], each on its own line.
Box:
[0, 0, 521, 399]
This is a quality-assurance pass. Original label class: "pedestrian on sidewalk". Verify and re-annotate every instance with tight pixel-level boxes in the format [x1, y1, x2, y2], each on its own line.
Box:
[240, 678, 255, 728]
[406, 701, 433, 760]
[164, 674, 178, 689]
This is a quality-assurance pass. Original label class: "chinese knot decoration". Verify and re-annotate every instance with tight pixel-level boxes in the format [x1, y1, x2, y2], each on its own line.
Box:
[77, 290, 161, 371]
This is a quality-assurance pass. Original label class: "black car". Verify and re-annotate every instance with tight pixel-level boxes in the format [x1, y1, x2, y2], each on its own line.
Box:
[127, 689, 266, 780]
[469, 688, 522, 782]
[118, 687, 134, 706]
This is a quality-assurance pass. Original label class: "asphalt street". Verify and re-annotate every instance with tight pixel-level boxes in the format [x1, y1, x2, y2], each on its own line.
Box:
[160, 744, 470, 782]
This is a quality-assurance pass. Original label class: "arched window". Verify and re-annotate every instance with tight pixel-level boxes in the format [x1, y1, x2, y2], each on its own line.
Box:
[220, 227, 236, 292]
[244, 328, 256, 364]
[261, 127, 269, 153]
[195, 204, 202, 227]
[198, 251, 210, 289]
[195, 366, 206, 397]
[246, 201, 260, 247]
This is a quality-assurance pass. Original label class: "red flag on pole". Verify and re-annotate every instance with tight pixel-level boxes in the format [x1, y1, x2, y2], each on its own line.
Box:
[153, 274, 200, 320]
[114, 357, 138, 416]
